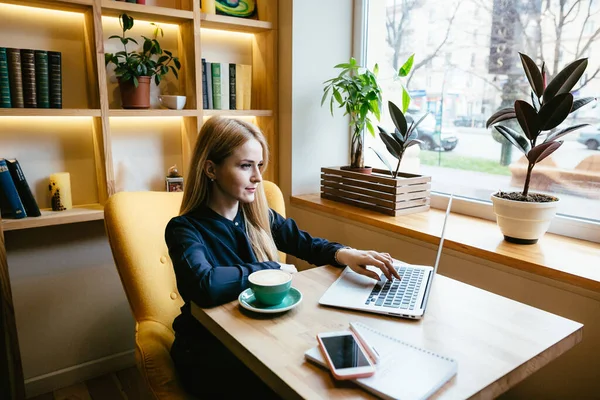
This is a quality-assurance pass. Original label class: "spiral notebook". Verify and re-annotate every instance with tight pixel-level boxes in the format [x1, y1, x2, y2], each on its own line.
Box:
[305, 322, 457, 400]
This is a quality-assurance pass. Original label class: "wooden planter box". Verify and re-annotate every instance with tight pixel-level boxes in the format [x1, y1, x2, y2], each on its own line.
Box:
[320, 167, 431, 216]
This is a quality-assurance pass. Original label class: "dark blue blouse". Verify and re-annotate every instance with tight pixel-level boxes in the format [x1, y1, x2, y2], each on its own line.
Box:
[165, 205, 345, 337]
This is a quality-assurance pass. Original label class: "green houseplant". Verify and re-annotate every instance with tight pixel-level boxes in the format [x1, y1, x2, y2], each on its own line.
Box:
[105, 13, 181, 109]
[322, 57, 383, 173]
[486, 53, 594, 244]
[373, 55, 425, 178]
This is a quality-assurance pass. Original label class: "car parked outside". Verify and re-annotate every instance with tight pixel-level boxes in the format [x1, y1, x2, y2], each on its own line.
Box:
[453, 115, 485, 128]
[405, 108, 459, 151]
[577, 127, 600, 150]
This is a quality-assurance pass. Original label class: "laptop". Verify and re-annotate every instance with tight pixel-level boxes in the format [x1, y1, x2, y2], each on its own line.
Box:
[319, 195, 453, 319]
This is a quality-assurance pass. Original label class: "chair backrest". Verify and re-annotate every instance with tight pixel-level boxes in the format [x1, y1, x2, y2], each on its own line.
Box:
[104, 181, 286, 328]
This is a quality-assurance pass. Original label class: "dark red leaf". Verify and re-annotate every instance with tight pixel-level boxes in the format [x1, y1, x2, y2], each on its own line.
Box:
[514, 100, 539, 140]
[527, 141, 563, 164]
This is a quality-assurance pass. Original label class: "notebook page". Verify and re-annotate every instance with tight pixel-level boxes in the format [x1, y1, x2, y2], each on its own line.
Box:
[305, 322, 457, 400]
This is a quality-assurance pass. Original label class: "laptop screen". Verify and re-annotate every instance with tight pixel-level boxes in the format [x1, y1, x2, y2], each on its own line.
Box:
[421, 195, 453, 312]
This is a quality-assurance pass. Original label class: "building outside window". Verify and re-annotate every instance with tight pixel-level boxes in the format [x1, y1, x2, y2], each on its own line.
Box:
[362, 0, 600, 239]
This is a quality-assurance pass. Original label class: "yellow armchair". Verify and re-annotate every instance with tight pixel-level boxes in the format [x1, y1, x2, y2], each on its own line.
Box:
[104, 181, 285, 399]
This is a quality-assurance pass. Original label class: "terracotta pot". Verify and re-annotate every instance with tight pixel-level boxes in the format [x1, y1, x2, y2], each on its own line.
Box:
[118, 76, 151, 109]
[341, 165, 373, 174]
[491, 192, 559, 244]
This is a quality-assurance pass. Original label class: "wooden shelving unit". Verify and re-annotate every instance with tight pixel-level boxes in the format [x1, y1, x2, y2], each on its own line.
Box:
[0, 0, 278, 232]
[1, 204, 104, 231]
[0, 109, 101, 117]
[200, 12, 272, 33]
[101, 0, 194, 23]
[203, 109, 273, 117]
[109, 109, 198, 117]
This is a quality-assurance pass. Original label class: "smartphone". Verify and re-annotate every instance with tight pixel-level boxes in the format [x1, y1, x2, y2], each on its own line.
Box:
[316, 330, 376, 380]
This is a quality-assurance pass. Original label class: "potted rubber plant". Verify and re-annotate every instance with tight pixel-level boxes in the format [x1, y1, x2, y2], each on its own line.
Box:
[105, 13, 181, 109]
[486, 53, 595, 244]
[321, 57, 383, 173]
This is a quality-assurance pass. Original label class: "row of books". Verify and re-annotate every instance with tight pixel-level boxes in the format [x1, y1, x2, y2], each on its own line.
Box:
[202, 59, 252, 110]
[0, 159, 41, 219]
[0, 48, 62, 109]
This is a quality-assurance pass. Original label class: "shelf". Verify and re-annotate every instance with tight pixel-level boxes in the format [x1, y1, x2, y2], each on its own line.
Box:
[1, 204, 104, 231]
[0, 0, 92, 12]
[200, 13, 272, 33]
[0, 109, 101, 117]
[101, 0, 194, 23]
[203, 110, 273, 117]
[108, 109, 198, 117]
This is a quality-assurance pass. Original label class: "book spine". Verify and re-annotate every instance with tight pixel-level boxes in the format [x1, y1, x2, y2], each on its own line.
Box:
[220, 63, 229, 110]
[201, 0, 216, 14]
[211, 62, 221, 110]
[48, 51, 62, 109]
[0, 159, 27, 219]
[34, 50, 50, 108]
[137, 0, 146, 3]
[201, 58, 208, 109]
[5, 159, 41, 217]
[229, 63, 236, 110]
[20, 49, 37, 108]
[206, 62, 213, 109]
[6, 48, 24, 108]
[0, 48, 11, 108]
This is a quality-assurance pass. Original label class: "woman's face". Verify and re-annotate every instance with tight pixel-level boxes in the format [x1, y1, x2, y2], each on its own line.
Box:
[211, 138, 264, 204]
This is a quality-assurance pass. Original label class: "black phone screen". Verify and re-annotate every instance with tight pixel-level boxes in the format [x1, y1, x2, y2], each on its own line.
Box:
[321, 334, 371, 369]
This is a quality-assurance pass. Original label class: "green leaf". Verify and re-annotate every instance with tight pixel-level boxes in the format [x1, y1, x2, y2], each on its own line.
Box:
[398, 54, 414, 77]
[571, 97, 595, 113]
[519, 53, 544, 97]
[486, 107, 516, 128]
[157, 55, 169, 64]
[409, 112, 429, 134]
[378, 127, 403, 158]
[143, 39, 152, 54]
[401, 87, 411, 113]
[154, 74, 161, 86]
[388, 101, 408, 137]
[404, 139, 422, 149]
[321, 87, 331, 106]
[544, 123, 588, 143]
[373, 63, 379, 77]
[132, 76, 139, 88]
[370, 147, 394, 175]
[366, 119, 375, 137]
[514, 100, 539, 140]
[494, 125, 531, 155]
[538, 92, 573, 131]
[164, 50, 173, 57]
[127, 38, 138, 45]
[173, 58, 181, 70]
[104, 53, 113, 66]
[333, 88, 343, 105]
[543, 58, 588, 103]
[108, 35, 122, 40]
[170, 66, 179, 79]
[527, 141, 562, 164]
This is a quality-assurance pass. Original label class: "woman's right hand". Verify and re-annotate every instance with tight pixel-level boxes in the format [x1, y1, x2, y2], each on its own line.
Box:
[278, 263, 298, 274]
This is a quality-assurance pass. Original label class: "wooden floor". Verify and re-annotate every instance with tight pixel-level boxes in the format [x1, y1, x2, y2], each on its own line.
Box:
[28, 366, 154, 400]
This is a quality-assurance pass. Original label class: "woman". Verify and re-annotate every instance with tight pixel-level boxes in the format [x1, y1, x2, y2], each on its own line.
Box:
[165, 117, 399, 398]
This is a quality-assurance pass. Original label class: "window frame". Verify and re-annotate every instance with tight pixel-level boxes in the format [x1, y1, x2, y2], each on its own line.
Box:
[355, 0, 600, 243]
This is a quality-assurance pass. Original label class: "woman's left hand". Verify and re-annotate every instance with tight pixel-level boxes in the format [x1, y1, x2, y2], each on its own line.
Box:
[335, 248, 400, 281]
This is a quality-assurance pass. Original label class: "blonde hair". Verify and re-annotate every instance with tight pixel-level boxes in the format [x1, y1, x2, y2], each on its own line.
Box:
[180, 117, 279, 262]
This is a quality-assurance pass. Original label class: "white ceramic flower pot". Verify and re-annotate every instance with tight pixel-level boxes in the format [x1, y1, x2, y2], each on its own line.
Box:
[490, 193, 559, 244]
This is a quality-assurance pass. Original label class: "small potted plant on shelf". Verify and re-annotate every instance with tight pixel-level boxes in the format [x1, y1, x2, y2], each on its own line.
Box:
[486, 52, 595, 244]
[105, 13, 181, 109]
[321, 57, 383, 174]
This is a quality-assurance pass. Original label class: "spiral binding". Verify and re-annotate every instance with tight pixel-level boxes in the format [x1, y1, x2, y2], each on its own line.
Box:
[354, 322, 456, 363]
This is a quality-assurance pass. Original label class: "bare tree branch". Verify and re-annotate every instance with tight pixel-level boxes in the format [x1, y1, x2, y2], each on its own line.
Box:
[406, 4, 460, 87]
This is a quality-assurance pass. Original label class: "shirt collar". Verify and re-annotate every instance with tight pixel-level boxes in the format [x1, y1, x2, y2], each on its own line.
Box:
[192, 204, 244, 225]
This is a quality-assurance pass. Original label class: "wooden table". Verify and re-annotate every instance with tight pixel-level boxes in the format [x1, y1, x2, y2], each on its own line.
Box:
[192, 266, 583, 399]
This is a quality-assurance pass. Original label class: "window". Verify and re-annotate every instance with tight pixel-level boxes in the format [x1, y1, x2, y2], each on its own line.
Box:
[361, 0, 600, 241]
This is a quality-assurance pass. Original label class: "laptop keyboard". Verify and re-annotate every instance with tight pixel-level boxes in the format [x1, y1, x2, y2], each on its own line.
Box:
[365, 266, 425, 310]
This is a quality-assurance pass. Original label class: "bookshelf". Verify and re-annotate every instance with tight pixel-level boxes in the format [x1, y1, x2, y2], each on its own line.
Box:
[0, 0, 279, 232]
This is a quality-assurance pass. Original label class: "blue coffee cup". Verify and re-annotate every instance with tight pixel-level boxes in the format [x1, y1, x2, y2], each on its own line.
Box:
[248, 270, 292, 306]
